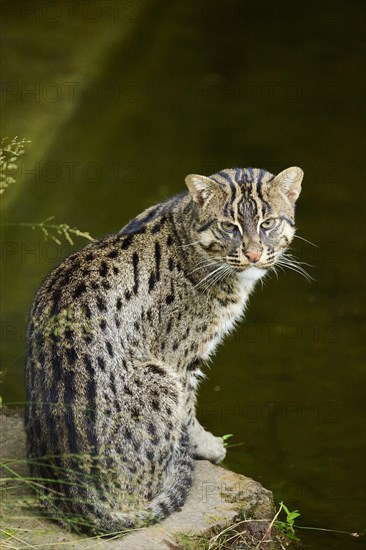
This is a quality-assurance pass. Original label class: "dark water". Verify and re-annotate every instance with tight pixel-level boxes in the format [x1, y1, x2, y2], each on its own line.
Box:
[1, 1, 365, 547]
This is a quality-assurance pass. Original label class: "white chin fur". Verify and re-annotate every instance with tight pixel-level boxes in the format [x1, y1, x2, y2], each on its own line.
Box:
[240, 266, 267, 282]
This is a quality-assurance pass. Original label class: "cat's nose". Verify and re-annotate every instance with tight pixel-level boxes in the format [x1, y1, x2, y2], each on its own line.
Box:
[244, 247, 262, 263]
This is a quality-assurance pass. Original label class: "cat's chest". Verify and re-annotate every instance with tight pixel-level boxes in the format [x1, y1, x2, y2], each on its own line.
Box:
[201, 267, 266, 360]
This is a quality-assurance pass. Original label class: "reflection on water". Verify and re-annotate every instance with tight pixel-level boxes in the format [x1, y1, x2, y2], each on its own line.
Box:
[1, 1, 364, 547]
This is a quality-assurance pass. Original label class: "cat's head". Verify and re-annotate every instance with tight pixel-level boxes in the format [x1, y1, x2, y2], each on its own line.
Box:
[185, 166, 303, 271]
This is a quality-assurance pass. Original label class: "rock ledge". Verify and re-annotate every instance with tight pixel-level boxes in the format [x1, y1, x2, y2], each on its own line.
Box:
[0, 412, 287, 549]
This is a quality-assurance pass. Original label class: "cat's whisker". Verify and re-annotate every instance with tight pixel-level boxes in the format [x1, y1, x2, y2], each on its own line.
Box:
[277, 256, 308, 269]
[195, 265, 225, 289]
[190, 255, 224, 267]
[283, 258, 314, 268]
[279, 256, 313, 273]
[277, 262, 308, 280]
[200, 266, 227, 292]
[202, 274, 221, 293]
[179, 241, 202, 248]
[274, 264, 287, 277]
[190, 256, 225, 274]
[210, 265, 233, 294]
[293, 234, 318, 247]
[189, 264, 217, 276]
[270, 266, 279, 280]
[195, 255, 225, 265]
[201, 263, 233, 292]
[276, 259, 314, 282]
[188, 259, 221, 275]
[259, 274, 268, 290]
[205, 265, 231, 291]
[281, 252, 314, 268]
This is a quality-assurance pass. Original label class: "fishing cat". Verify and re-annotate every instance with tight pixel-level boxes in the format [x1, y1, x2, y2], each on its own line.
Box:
[25, 166, 303, 534]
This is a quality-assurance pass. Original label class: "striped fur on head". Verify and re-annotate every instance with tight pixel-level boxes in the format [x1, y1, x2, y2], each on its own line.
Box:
[185, 166, 303, 270]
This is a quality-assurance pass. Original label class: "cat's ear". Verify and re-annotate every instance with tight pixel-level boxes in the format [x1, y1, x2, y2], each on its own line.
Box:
[185, 174, 217, 206]
[273, 166, 304, 204]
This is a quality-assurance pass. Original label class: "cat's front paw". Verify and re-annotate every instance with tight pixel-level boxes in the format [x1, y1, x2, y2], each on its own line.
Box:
[191, 432, 226, 464]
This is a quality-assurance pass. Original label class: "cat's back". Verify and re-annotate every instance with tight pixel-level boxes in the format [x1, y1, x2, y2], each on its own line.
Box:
[29, 198, 182, 325]
[26, 194, 194, 389]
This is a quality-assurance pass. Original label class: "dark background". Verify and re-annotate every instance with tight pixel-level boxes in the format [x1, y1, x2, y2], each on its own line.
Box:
[1, 1, 365, 548]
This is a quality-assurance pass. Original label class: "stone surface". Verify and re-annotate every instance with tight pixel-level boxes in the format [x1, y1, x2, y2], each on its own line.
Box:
[0, 412, 275, 549]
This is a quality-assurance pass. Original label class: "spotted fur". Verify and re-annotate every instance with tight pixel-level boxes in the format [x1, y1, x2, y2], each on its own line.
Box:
[25, 165, 303, 534]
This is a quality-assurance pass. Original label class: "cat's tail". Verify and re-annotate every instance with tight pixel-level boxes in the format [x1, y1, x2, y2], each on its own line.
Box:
[38, 431, 195, 536]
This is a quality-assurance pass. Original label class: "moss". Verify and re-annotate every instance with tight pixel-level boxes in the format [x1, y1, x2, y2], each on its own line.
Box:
[173, 514, 296, 549]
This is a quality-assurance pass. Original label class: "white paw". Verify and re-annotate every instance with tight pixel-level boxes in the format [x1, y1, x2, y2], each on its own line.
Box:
[191, 432, 227, 464]
[208, 435, 227, 464]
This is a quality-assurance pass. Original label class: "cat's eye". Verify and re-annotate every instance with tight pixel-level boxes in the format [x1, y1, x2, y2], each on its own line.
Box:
[261, 218, 277, 230]
[220, 221, 238, 233]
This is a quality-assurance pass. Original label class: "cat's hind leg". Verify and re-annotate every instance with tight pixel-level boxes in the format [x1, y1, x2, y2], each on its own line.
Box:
[109, 361, 194, 515]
